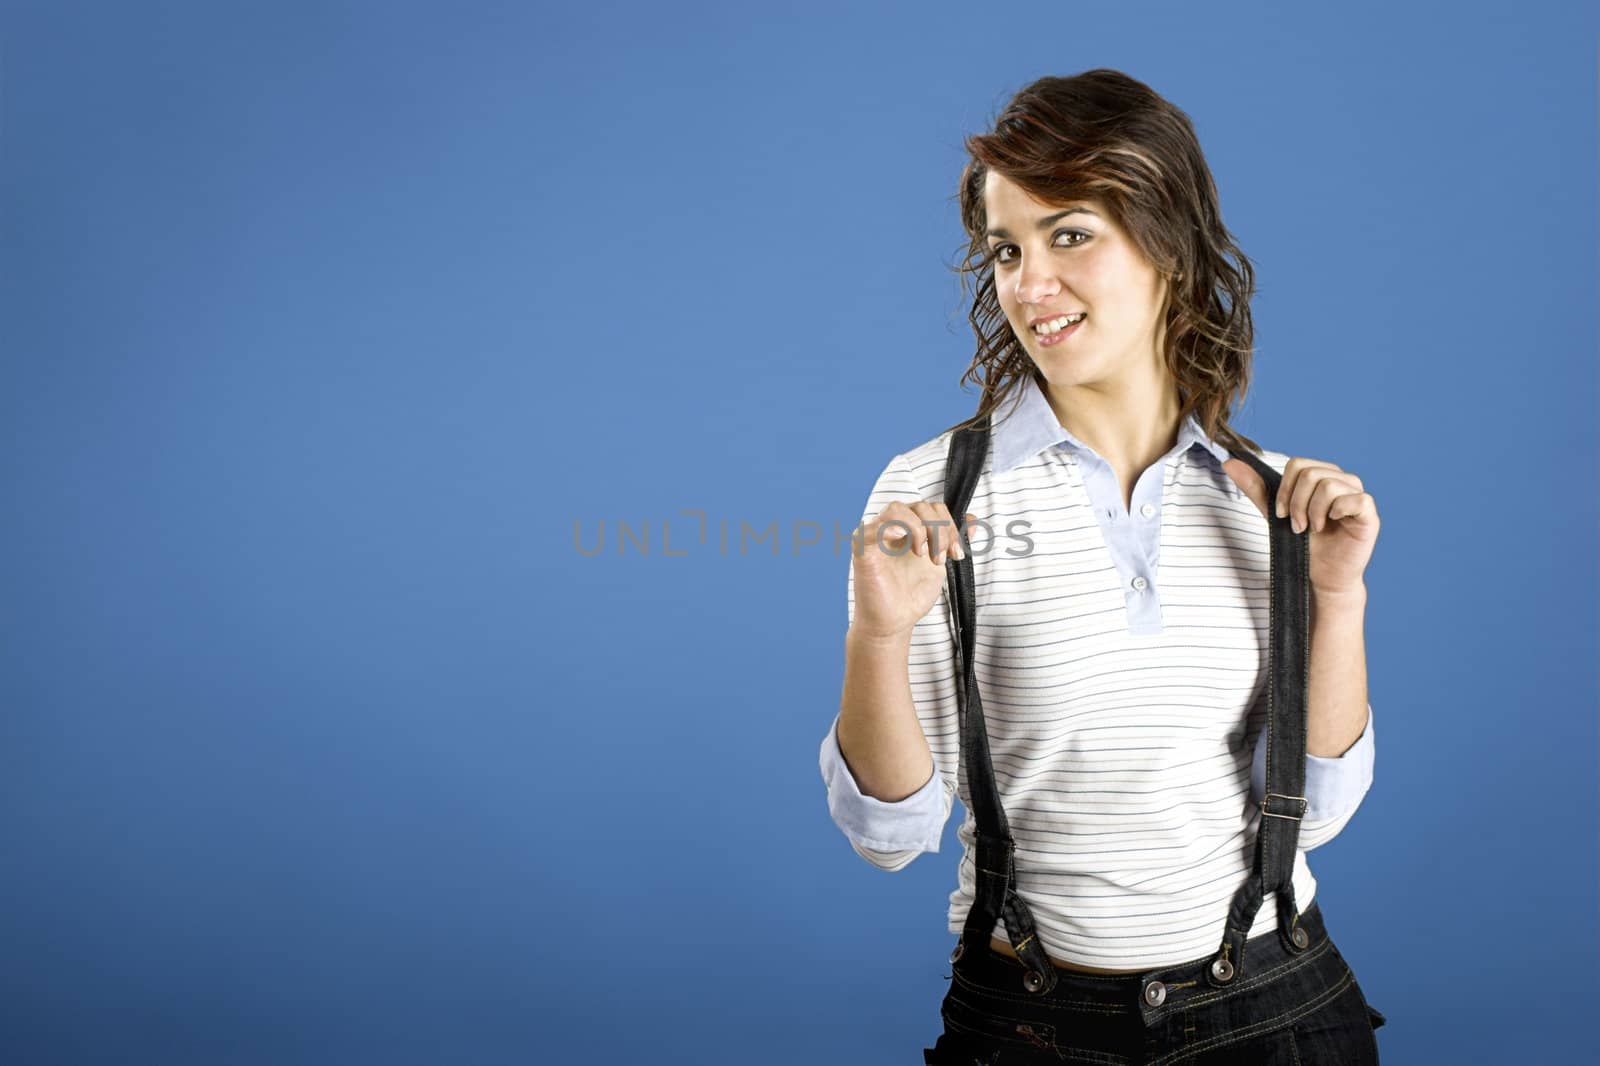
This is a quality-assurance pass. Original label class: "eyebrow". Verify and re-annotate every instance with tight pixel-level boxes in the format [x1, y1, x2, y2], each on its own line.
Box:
[986, 207, 1100, 241]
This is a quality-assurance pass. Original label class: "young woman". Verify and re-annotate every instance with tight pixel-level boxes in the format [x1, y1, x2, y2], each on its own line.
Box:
[819, 69, 1386, 1063]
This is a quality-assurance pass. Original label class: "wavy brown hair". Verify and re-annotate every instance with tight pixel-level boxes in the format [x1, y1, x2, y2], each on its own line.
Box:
[942, 68, 1262, 458]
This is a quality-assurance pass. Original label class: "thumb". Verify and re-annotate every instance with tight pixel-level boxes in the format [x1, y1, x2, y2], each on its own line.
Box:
[1221, 458, 1270, 522]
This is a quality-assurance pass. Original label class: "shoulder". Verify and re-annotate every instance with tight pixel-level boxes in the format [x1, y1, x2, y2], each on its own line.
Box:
[850, 428, 953, 521]
[891, 428, 960, 492]
[851, 427, 964, 522]
[1226, 443, 1293, 478]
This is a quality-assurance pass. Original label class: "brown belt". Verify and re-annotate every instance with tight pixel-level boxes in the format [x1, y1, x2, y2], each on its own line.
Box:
[987, 935, 1145, 975]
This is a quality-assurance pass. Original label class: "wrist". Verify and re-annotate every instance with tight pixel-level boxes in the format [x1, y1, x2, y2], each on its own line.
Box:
[847, 624, 914, 654]
[1311, 582, 1367, 607]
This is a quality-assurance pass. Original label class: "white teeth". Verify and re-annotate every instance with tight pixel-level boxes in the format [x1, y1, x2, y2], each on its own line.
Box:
[1033, 313, 1085, 335]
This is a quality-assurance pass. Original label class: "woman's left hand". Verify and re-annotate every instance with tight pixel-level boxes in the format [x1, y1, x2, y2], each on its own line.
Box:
[1222, 456, 1379, 596]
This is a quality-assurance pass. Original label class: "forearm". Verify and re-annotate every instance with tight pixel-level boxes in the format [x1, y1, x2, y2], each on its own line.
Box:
[1306, 584, 1371, 758]
[837, 627, 936, 801]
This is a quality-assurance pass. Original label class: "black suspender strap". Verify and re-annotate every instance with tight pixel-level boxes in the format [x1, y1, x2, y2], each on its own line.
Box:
[1210, 447, 1312, 984]
[941, 416, 1062, 995]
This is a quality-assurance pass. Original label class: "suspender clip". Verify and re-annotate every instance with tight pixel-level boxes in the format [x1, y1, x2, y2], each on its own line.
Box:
[1260, 793, 1308, 820]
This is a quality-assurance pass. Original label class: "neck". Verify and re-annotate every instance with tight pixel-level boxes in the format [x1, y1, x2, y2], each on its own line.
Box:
[1039, 374, 1184, 476]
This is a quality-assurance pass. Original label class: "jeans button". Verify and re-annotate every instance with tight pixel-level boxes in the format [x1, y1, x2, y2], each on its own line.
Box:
[949, 942, 964, 964]
[1210, 957, 1235, 982]
[1290, 926, 1309, 950]
[1022, 970, 1046, 993]
[1143, 980, 1167, 1007]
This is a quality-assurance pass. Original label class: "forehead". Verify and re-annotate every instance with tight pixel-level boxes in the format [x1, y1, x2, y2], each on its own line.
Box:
[982, 171, 1104, 225]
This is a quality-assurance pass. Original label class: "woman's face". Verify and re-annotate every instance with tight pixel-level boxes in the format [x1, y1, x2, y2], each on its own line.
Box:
[982, 171, 1170, 389]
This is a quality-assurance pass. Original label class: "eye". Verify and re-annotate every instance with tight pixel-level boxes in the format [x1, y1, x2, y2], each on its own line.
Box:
[987, 229, 1090, 266]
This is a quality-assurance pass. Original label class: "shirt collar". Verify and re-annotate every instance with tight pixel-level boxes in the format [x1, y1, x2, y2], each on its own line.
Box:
[988, 375, 1239, 499]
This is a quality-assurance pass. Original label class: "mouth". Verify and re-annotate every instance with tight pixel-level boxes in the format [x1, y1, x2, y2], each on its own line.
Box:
[1030, 312, 1085, 347]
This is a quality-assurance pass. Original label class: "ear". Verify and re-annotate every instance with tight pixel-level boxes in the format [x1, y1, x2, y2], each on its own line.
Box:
[1221, 457, 1271, 523]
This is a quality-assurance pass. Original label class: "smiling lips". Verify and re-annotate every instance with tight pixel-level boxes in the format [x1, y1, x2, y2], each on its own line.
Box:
[1031, 312, 1085, 346]
[1032, 312, 1085, 334]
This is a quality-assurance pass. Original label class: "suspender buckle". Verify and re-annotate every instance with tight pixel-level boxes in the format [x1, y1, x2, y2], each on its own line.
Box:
[1260, 793, 1308, 821]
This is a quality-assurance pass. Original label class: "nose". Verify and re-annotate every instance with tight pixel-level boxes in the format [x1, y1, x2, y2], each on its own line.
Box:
[1012, 255, 1060, 306]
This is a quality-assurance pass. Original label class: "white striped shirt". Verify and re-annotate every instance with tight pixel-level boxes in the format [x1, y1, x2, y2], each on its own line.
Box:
[820, 377, 1375, 970]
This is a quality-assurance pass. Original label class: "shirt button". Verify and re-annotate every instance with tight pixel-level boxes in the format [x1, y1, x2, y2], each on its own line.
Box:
[1139, 502, 1155, 518]
[1131, 576, 1148, 591]
[1143, 980, 1167, 1007]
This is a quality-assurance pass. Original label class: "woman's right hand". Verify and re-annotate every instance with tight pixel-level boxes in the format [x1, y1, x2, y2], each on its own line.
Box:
[849, 500, 975, 642]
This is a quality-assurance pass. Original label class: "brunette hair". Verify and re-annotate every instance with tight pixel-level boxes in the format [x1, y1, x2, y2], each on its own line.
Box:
[944, 68, 1262, 457]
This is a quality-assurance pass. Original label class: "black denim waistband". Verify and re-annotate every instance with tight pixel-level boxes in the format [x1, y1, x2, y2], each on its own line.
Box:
[951, 899, 1331, 1022]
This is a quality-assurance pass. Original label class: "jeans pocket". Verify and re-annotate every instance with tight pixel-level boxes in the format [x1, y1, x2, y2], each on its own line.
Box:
[943, 1003, 1059, 1054]
[939, 988, 1062, 1057]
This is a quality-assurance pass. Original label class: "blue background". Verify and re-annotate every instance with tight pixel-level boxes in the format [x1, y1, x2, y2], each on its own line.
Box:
[3, 2, 1596, 1063]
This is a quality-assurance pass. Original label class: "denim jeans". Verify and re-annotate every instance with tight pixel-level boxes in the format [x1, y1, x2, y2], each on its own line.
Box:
[922, 898, 1387, 1064]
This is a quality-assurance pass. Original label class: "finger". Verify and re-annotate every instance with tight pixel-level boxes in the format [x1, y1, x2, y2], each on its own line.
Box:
[1318, 486, 1369, 528]
[1224, 458, 1268, 523]
[933, 505, 966, 562]
[853, 517, 887, 560]
[905, 503, 934, 558]
[1276, 459, 1302, 522]
[943, 504, 968, 561]
[874, 518, 907, 546]
[910, 501, 951, 562]
[923, 501, 962, 562]
[1278, 459, 1343, 530]
[1274, 459, 1292, 518]
[959, 511, 981, 554]
[865, 503, 923, 558]
[1284, 465, 1325, 533]
[905, 502, 931, 558]
[1309, 479, 1334, 533]
[932, 502, 966, 561]
[1304, 473, 1359, 533]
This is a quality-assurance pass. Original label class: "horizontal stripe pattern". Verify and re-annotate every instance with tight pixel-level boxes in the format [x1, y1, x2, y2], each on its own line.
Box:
[826, 424, 1368, 970]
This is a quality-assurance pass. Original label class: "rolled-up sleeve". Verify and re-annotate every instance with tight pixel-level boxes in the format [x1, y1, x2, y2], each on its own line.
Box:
[1251, 702, 1375, 850]
[819, 713, 949, 857]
